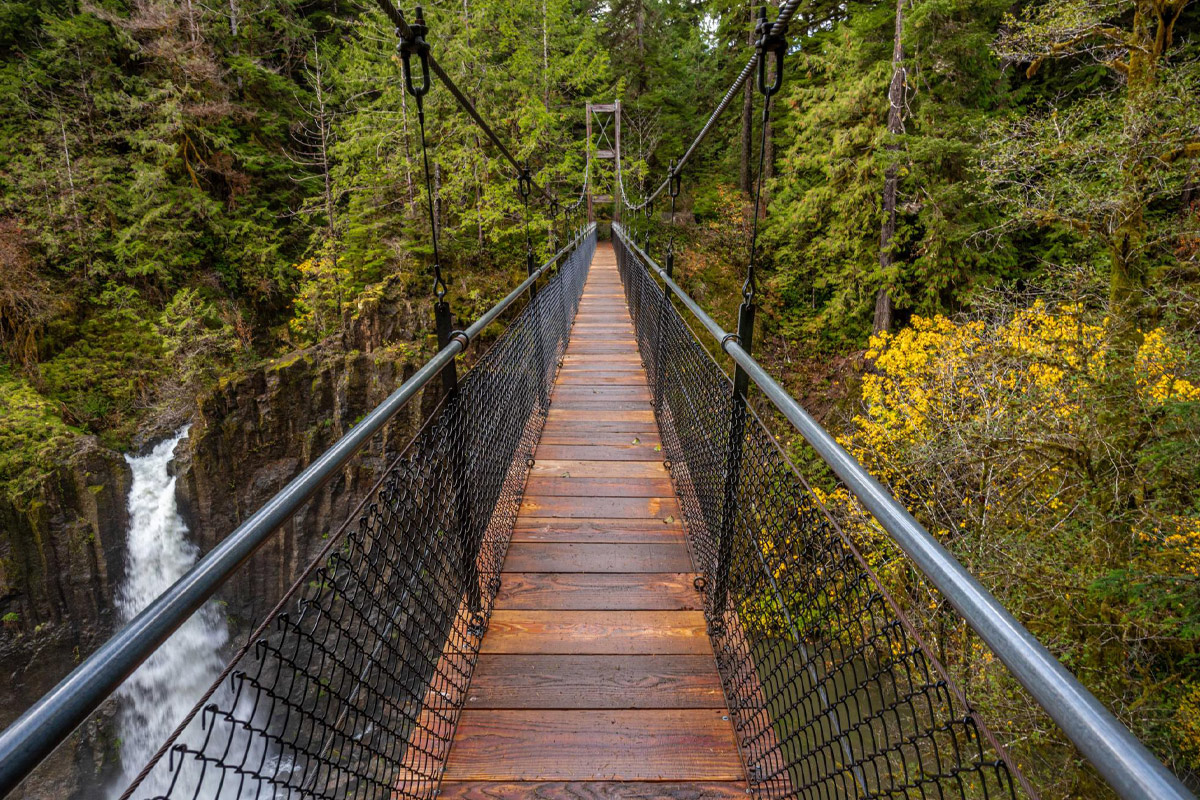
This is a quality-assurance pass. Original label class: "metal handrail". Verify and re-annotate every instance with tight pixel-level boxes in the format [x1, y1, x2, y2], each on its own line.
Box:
[611, 222, 1193, 800]
[0, 223, 597, 799]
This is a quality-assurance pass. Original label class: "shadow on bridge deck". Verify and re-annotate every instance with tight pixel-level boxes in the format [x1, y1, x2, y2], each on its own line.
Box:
[437, 242, 749, 799]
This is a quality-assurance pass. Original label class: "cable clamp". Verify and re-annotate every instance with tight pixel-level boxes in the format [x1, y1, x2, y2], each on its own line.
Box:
[668, 159, 681, 198]
[721, 332, 741, 349]
[448, 329, 470, 349]
[517, 163, 533, 200]
[399, 6, 431, 98]
[754, 6, 787, 97]
[741, 275, 755, 304]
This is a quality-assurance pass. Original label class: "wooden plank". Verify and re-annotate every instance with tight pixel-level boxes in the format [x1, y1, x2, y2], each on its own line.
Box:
[555, 373, 648, 385]
[442, 710, 741, 780]
[480, 611, 710, 655]
[547, 399, 651, 411]
[565, 350, 643, 357]
[551, 385, 647, 394]
[567, 341, 637, 345]
[466, 655, 723, 708]
[531, 460, 669, 478]
[524, 476, 671, 496]
[540, 429, 660, 443]
[551, 385, 650, 396]
[557, 367, 644, 375]
[549, 386, 648, 395]
[534, 442, 664, 461]
[560, 357, 642, 365]
[502, 542, 691, 572]
[436, 782, 749, 799]
[518, 496, 679, 520]
[541, 424, 657, 436]
[511, 519, 685, 543]
[546, 409, 655, 422]
[496, 573, 700, 610]
[538, 429, 659, 445]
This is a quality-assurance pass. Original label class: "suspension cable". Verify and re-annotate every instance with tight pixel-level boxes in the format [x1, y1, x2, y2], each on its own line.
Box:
[665, 159, 680, 274]
[621, 0, 803, 213]
[399, 7, 446, 302]
[743, 5, 786, 304]
[518, 162, 536, 276]
[375, 0, 562, 204]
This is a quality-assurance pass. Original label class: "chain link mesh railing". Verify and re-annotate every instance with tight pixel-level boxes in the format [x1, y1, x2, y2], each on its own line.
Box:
[613, 225, 1024, 800]
[115, 229, 595, 800]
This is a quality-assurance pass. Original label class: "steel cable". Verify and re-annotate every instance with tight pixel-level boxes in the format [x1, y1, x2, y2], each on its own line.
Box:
[373, 0, 589, 208]
[620, 0, 804, 213]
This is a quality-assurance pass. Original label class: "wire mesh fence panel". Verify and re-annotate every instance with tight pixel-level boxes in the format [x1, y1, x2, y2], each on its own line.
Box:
[614, 228, 1024, 800]
[118, 230, 595, 800]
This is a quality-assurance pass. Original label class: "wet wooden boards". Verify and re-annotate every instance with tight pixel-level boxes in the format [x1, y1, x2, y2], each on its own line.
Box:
[438, 242, 746, 798]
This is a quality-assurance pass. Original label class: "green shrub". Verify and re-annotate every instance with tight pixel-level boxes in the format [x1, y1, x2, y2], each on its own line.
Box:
[0, 370, 77, 503]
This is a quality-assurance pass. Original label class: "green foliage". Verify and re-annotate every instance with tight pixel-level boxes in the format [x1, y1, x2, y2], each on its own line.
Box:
[822, 298, 1200, 790]
[288, 256, 350, 344]
[38, 288, 166, 442]
[985, 0, 1200, 320]
[0, 369, 77, 503]
[763, 0, 1017, 348]
[157, 288, 240, 388]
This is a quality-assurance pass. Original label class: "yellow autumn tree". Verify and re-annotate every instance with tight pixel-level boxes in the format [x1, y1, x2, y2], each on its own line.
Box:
[817, 300, 1200, 794]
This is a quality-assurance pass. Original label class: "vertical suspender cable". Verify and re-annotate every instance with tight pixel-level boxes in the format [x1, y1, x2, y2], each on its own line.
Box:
[400, 6, 483, 621]
[712, 3, 787, 624]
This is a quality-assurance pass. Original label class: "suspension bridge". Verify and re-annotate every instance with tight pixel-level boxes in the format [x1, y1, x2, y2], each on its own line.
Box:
[0, 2, 1195, 799]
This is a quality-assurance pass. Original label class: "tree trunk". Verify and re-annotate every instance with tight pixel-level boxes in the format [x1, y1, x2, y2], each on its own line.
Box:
[738, 12, 755, 194]
[229, 0, 243, 91]
[542, 0, 550, 108]
[401, 89, 415, 205]
[58, 117, 89, 278]
[463, 0, 484, 248]
[1107, 1, 1160, 334]
[763, 0, 778, 196]
[874, 0, 906, 335]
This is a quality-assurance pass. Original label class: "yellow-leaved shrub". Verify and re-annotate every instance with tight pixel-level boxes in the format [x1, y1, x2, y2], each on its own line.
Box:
[811, 301, 1200, 794]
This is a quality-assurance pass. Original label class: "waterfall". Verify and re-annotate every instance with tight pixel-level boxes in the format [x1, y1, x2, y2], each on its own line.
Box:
[110, 426, 228, 798]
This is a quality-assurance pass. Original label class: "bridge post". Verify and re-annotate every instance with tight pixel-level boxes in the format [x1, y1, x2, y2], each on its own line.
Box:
[585, 104, 594, 223]
[652, 163, 681, 402]
[519, 164, 551, 412]
[434, 298, 482, 622]
[400, 7, 482, 625]
[711, 6, 786, 633]
[711, 299, 754, 633]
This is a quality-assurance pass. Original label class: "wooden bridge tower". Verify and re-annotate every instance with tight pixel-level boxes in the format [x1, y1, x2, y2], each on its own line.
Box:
[585, 101, 620, 222]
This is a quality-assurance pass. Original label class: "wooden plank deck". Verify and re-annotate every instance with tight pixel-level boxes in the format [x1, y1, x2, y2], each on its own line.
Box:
[439, 242, 747, 799]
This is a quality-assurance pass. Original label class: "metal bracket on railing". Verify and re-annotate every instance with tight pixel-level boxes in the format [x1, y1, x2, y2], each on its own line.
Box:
[434, 301, 459, 395]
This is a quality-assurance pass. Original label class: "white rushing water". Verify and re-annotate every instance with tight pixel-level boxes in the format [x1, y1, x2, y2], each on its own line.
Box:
[111, 426, 229, 798]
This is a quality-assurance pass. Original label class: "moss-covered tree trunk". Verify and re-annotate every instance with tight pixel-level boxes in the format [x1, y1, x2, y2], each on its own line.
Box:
[874, 0, 905, 335]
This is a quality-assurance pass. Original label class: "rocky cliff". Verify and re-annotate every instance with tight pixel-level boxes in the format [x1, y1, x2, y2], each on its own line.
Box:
[0, 437, 130, 799]
[0, 276, 445, 798]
